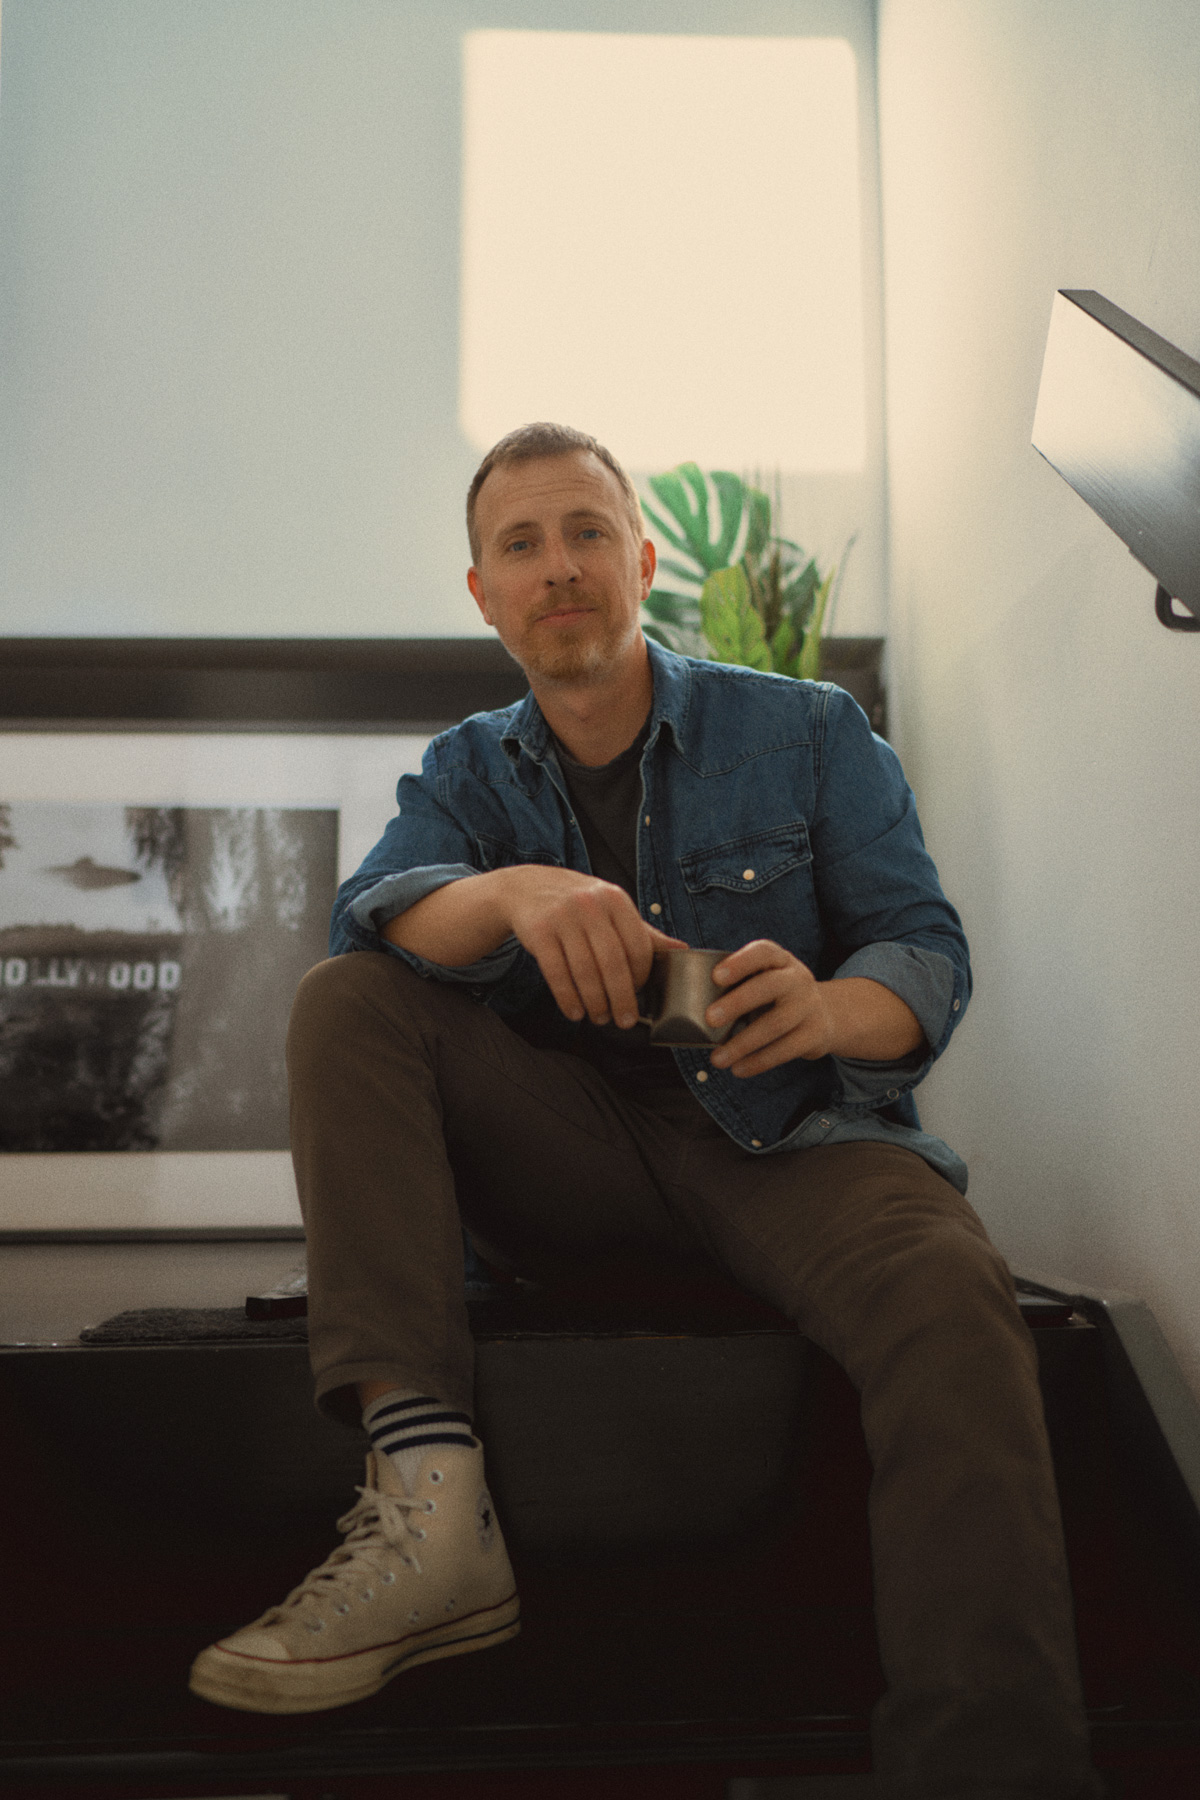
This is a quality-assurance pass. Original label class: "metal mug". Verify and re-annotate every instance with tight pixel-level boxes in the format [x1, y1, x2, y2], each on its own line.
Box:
[637, 947, 734, 1047]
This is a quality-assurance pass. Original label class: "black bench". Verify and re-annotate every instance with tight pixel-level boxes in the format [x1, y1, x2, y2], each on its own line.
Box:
[1, 1269, 1198, 1795]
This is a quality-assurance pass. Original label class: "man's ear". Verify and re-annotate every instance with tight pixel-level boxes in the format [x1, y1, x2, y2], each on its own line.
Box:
[639, 536, 657, 601]
[467, 566, 494, 626]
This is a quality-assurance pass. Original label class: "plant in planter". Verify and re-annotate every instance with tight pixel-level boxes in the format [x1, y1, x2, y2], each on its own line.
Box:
[639, 462, 853, 682]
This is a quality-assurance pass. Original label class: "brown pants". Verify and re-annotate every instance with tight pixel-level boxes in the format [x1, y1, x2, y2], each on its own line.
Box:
[287, 952, 1101, 1800]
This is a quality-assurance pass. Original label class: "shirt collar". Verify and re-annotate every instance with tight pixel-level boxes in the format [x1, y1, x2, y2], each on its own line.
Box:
[500, 636, 694, 766]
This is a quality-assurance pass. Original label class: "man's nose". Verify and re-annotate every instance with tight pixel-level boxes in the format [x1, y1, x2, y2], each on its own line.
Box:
[543, 535, 582, 582]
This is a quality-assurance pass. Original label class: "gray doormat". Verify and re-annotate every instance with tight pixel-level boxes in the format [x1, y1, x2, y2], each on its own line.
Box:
[76, 1286, 1068, 1348]
[80, 1307, 307, 1344]
[77, 1278, 800, 1346]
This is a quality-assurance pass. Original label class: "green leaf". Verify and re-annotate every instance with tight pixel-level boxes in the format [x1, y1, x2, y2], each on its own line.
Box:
[795, 571, 834, 681]
[642, 618, 708, 657]
[700, 566, 772, 671]
[743, 487, 772, 562]
[769, 615, 796, 674]
[783, 556, 819, 600]
[645, 469, 690, 523]
[678, 463, 711, 552]
[642, 496, 698, 565]
[710, 471, 747, 567]
[643, 588, 701, 623]
[784, 558, 820, 631]
[647, 468, 713, 568]
[657, 556, 706, 588]
[646, 465, 728, 573]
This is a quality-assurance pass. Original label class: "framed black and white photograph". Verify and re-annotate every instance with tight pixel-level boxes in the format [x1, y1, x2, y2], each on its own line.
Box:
[0, 728, 434, 1231]
[0, 800, 338, 1153]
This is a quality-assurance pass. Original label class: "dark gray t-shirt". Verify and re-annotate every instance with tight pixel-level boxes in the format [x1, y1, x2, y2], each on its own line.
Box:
[553, 719, 647, 897]
[541, 718, 686, 1091]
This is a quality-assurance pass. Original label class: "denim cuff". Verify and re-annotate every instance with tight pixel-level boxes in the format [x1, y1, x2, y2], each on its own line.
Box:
[349, 864, 521, 985]
[831, 941, 956, 1105]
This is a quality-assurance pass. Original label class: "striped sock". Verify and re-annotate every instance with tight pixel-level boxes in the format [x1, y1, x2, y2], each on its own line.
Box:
[362, 1389, 476, 1494]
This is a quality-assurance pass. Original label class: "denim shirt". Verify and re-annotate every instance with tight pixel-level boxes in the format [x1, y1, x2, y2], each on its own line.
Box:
[332, 640, 972, 1192]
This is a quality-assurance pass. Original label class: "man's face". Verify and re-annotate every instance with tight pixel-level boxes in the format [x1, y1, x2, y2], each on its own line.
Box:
[467, 451, 655, 686]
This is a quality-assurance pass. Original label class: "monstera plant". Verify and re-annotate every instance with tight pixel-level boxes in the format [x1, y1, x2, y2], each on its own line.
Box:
[639, 463, 853, 681]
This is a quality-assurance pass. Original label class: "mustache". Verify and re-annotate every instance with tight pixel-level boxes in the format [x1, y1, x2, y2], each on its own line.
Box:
[532, 596, 602, 622]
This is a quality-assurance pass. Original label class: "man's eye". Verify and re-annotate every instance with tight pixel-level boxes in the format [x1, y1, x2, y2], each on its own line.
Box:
[506, 538, 530, 553]
[579, 528, 601, 540]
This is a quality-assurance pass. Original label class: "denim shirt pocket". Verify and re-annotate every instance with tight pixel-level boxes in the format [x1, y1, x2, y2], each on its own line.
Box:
[678, 819, 818, 949]
[476, 833, 564, 872]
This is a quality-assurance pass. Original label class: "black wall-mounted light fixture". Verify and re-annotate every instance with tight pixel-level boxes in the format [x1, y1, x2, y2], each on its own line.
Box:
[1032, 290, 1200, 631]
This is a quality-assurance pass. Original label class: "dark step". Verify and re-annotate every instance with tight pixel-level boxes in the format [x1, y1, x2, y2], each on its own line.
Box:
[0, 1275, 1197, 1789]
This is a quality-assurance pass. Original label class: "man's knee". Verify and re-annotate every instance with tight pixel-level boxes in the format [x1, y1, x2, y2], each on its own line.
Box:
[287, 950, 426, 1066]
[288, 949, 488, 1071]
[292, 948, 385, 1029]
[826, 1159, 1028, 1362]
[909, 1219, 1018, 1313]
[880, 1217, 1035, 1380]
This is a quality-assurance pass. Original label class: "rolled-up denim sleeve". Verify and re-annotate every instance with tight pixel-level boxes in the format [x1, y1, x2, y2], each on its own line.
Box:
[329, 752, 522, 987]
[347, 863, 523, 986]
[831, 941, 956, 1105]
[811, 688, 971, 1107]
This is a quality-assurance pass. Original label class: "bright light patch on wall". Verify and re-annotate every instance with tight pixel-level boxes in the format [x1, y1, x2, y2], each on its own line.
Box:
[460, 32, 866, 473]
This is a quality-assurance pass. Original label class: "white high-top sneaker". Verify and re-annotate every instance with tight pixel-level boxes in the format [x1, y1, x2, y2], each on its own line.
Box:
[189, 1441, 519, 1714]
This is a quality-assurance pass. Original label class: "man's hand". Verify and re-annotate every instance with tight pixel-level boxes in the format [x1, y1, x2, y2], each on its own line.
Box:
[384, 865, 683, 1029]
[705, 941, 924, 1078]
[501, 866, 684, 1028]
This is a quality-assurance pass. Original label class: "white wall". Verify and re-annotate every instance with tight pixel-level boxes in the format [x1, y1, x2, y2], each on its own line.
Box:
[0, 0, 886, 641]
[877, 2, 1200, 1392]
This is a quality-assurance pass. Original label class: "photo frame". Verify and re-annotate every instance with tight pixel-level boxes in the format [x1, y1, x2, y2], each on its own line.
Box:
[0, 726, 434, 1231]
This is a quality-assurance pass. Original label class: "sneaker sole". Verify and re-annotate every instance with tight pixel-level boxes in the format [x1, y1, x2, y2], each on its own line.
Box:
[188, 1593, 521, 1714]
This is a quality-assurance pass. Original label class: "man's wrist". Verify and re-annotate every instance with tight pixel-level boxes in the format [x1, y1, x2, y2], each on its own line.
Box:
[819, 976, 924, 1062]
[382, 867, 516, 964]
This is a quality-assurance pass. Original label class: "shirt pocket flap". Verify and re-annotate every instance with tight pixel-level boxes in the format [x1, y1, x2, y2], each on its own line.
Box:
[476, 833, 564, 871]
[680, 820, 811, 895]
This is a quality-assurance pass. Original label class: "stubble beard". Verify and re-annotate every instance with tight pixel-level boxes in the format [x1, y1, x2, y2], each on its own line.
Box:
[512, 602, 637, 688]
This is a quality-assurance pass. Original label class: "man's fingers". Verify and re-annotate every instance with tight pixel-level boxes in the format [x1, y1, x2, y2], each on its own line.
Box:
[529, 934, 588, 1023]
[565, 902, 668, 1027]
[712, 939, 789, 986]
[719, 1028, 809, 1078]
[608, 913, 664, 998]
[511, 871, 687, 1028]
[707, 950, 826, 1071]
[712, 1010, 791, 1067]
[559, 931, 618, 1024]
[559, 911, 649, 1026]
[705, 967, 786, 1026]
[587, 915, 646, 1026]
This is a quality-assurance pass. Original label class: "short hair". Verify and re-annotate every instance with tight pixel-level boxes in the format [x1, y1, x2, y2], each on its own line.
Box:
[466, 422, 645, 565]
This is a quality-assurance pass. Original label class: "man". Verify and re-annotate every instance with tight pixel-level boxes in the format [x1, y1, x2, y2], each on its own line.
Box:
[190, 424, 1102, 1798]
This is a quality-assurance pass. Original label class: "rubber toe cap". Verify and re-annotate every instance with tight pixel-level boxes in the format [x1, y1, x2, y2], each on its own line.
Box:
[214, 1629, 293, 1662]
